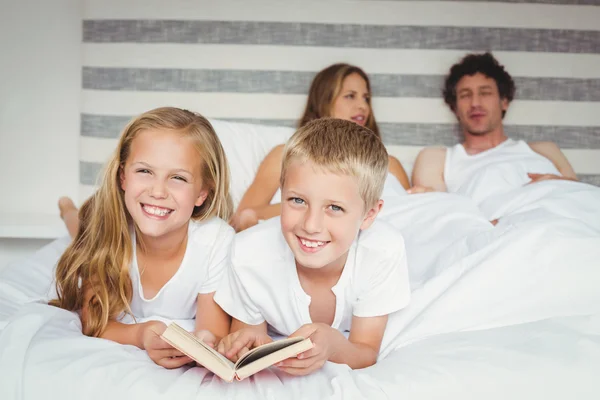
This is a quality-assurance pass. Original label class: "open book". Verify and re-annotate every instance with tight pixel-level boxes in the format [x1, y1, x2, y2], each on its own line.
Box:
[160, 323, 313, 382]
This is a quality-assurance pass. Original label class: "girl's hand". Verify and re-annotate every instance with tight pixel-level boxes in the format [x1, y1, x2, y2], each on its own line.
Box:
[277, 323, 341, 376]
[217, 328, 273, 362]
[194, 329, 217, 349]
[140, 321, 193, 369]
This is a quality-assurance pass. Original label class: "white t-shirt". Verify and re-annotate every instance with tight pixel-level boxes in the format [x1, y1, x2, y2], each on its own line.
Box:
[444, 139, 561, 205]
[120, 217, 234, 323]
[270, 172, 406, 205]
[214, 217, 410, 336]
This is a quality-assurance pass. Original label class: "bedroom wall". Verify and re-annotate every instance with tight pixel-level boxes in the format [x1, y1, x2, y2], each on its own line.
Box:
[79, 0, 600, 203]
[1, 0, 599, 270]
[0, 0, 81, 269]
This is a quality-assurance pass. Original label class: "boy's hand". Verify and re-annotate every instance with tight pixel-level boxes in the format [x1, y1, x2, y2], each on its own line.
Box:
[140, 321, 193, 369]
[194, 329, 217, 349]
[277, 323, 343, 376]
[217, 328, 273, 362]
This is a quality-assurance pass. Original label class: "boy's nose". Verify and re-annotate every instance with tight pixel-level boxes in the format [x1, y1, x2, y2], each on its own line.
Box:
[302, 208, 323, 234]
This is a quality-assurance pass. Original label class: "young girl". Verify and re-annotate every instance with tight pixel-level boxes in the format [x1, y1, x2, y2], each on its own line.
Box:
[230, 63, 410, 232]
[50, 107, 235, 369]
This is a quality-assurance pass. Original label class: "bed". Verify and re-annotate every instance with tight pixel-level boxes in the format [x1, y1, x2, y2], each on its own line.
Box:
[1, 120, 600, 400]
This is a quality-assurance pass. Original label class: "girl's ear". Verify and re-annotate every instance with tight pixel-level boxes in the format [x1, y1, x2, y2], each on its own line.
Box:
[360, 199, 383, 231]
[194, 188, 209, 207]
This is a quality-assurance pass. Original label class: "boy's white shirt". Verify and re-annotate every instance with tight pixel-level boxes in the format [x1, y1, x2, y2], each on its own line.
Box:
[120, 217, 235, 323]
[214, 217, 410, 336]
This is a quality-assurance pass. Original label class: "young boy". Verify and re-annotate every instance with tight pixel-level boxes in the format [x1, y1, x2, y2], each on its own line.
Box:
[214, 118, 410, 375]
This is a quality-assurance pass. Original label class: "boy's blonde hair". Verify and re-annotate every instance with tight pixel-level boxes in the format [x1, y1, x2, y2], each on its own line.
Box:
[281, 118, 388, 208]
[50, 107, 232, 337]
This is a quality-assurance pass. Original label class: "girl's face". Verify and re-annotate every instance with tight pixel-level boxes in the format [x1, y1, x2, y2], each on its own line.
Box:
[120, 129, 208, 243]
[330, 73, 371, 127]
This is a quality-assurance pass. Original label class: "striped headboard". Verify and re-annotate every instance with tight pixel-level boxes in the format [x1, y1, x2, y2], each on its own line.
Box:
[80, 0, 600, 202]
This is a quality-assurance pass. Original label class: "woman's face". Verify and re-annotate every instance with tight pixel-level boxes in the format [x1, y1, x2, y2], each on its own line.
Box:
[330, 73, 371, 126]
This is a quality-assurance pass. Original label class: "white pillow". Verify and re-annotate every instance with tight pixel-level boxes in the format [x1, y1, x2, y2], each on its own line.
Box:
[208, 119, 294, 209]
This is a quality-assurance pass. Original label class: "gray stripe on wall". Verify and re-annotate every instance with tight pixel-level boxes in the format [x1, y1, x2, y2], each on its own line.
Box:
[83, 21, 600, 54]
[81, 114, 600, 148]
[82, 68, 600, 102]
[80, 161, 104, 186]
[369, 0, 600, 4]
[80, 159, 600, 187]
[579, 174, 600, 186]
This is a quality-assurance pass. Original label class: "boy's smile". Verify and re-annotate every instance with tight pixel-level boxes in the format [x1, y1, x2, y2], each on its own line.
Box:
[280, 160, 381, 274]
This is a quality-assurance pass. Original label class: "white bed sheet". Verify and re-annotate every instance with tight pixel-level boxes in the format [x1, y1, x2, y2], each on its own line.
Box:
[1, 181, 600, 399]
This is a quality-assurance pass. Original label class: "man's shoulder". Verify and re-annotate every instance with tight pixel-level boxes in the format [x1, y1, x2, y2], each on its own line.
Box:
[528, 141, 561, 153]
[415, 146, 447, 166]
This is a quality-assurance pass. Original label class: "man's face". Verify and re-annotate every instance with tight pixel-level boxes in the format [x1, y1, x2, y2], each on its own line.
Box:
[454, 72, 508, 137]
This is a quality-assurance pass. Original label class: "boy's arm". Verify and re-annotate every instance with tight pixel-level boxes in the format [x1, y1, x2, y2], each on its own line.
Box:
[332, 315, 388, 368]
[282, 315, 388, 374]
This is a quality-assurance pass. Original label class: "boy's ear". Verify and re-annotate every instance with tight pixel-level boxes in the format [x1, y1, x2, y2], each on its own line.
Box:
[194, 188, 209, 207]
[360, 199, 383, 230]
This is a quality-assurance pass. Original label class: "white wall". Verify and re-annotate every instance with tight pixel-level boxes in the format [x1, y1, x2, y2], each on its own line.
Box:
[0, 0, 82, 269]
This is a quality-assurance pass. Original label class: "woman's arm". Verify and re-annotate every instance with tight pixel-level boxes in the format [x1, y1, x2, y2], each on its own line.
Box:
[235, 145, 285, 219]
[387, 155, 410, 189]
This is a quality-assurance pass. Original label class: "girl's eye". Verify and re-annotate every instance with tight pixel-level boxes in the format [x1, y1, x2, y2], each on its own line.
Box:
[137, 169, 151, 174]
[290, 197, 305, 205]
[330, 204, 343, 212]
[173, 175, 188, 182]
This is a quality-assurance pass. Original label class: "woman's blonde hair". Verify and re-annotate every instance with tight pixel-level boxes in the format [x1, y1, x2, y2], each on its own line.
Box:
[298, 63, 380, 138]
[50, 107, 232, 337]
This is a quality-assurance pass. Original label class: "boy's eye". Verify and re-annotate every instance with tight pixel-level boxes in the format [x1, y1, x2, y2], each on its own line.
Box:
[289, 197, 305, 205]
[330, 204, 343, 212]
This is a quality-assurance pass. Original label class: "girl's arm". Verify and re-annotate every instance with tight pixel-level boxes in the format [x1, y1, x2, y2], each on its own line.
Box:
[81, 283, 191, 368]
[195, 292, 231, 343]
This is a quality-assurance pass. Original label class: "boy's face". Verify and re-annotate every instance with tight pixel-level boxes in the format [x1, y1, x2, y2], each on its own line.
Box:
[280, 160, 382, 274]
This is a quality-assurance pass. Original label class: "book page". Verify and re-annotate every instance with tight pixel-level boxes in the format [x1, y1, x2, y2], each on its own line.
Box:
[235, 337, 305, 369]
[235, 338, 313, 381]
[161, 323, 236, 381]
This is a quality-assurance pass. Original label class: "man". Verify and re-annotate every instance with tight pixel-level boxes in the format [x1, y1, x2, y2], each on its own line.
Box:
[409, 52, 577, 200]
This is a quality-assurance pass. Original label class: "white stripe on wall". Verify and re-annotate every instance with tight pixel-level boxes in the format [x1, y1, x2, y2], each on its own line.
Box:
[83, 0, 600, 30]
[81, 90, 600, 126]
[83, 44, 600, 79]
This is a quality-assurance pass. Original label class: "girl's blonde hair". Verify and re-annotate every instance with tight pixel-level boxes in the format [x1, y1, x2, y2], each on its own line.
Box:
[298, 63, 380, 138]
[50, 107, 232, 337]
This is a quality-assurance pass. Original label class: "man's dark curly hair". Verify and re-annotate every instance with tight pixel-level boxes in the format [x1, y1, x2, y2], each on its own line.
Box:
[443, 52, 515, 118]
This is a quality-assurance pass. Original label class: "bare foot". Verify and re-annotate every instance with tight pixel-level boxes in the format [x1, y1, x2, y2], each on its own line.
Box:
[58, 197, 80, 238]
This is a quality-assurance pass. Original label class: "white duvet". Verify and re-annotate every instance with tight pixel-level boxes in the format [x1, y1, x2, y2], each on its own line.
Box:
[1, 180, 600, 400]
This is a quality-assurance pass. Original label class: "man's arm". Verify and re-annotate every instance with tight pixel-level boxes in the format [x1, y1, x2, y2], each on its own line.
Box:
[410, 147, 447, 191]
[529, 141, 577, 180]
